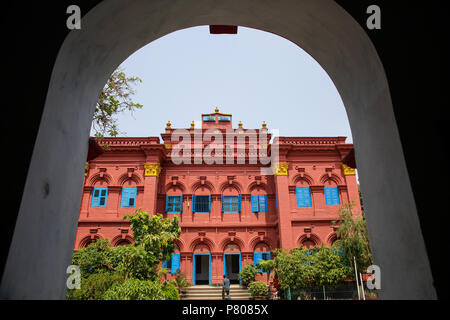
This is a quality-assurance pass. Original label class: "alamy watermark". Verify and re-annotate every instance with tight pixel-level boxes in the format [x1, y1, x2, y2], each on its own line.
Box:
[66, 265, 81, 290]
[170, 128, 280, 175]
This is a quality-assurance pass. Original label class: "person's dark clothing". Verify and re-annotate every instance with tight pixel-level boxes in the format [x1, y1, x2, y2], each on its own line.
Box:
[222, 277, 231, 300]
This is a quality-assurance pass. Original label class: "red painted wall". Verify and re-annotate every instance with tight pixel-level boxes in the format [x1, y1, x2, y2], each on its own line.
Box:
[75, 111, 360, 285]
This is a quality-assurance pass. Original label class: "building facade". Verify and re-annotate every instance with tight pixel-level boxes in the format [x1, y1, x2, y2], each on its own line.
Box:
[75, 109, 361, 285]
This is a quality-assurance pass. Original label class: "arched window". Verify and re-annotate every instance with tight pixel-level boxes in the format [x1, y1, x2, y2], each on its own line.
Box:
[253, 242, 271, 273]
[193, 187, 211, 213]
[324, 180, 340, 205]
[221, 185, 241, 213]
[295, 178, 312, 207]
[250, 187, 268, 213]
[166, 187, 183, 213]
[121, 179, 137, 207]
[91, 188, 107, 207]
[115, 239, 131, 246]
[301, 238, 316, 249]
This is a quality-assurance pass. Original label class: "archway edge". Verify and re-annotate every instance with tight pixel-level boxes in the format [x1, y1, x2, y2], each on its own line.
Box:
[0, 0, 435, 299]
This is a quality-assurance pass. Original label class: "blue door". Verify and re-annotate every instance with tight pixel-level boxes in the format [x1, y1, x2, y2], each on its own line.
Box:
[193, 253, 211, 285]
[223, 253, 241, 284]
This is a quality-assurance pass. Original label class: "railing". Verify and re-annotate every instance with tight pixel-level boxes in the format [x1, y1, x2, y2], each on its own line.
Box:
[95, 137, 160, 146]
[276, 137, 347, 145]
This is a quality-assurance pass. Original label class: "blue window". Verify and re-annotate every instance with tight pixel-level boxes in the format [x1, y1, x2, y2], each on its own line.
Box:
[166, 195, 183, 213]
[92, 188, 107, 207]
[253, 252, 271, 273]
[251, 195, 268, 213]
[324, 187, 340, 205]
[163, 253, 181, 274]
[121, 187, 137, 207]
[193, 195, 211, 213]
[203, 115, 215, 122]
[221, 195, 241, 213]
[218, 116, 231, 121]
[296, 187, 312, 207]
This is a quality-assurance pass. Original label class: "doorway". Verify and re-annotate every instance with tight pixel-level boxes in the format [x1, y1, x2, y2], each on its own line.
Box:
[224, 253, 241, 284]
[193, 253, 211, 285]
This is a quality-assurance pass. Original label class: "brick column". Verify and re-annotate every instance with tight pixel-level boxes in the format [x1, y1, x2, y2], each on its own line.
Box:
[311, 185, 325, 215]
[341, 164, 362, 214]
[80, 186, 92, 218]
[142, 163, 161, 215]
[273, 162, 294, 249]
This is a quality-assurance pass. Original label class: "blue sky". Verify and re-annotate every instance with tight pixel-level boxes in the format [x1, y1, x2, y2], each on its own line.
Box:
[103, 26, 352, 143]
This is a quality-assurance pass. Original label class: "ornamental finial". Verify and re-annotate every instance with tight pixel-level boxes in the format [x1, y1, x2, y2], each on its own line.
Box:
[215, 107, 219, 113]
[166, 120, 171, 127]
[191, 120, 195, 128]
[262, 121, 267, 128]
[238, 121, 243, 128]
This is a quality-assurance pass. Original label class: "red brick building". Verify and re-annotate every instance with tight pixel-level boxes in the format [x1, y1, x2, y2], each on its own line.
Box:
[76, 108, 361, 285]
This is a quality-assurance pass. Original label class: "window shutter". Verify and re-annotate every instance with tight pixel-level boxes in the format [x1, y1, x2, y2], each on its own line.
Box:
[332, 187, 340, 205]
[130, 188, 137, 206]
[251, 195, 258, 212]
[171, 253, 181, 274]
[208, 195, 211, 212]
[238, 195, 241, 213]
[91, 189, 99, 206]
[221, 195, 224, 213]
[258, 195, 268, 213]
[253, 252, 263, 267]
[325, 187, 339, 205]
[192, 195, 196, 213]
[121, 188, 127, 207]
[179, 195, 183, 213]
[305, 187, 311, 207]
[165, 195, 169, 213]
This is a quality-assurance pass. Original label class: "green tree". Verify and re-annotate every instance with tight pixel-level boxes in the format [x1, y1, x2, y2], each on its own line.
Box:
[239, 264, 260, 286]
[309, 245, 351, 286]
[67, 209, 181, 300]
[273, 246, 349, 291]
[258, 259, 276, 283]
[124, 209, 181, 273]
[332, 202, 372, 273]
[92, 67, 143, 138]
[71, 238, 115, 276]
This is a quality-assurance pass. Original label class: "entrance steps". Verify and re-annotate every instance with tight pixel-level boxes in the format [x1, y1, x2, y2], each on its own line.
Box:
[181, 284, 252, 300]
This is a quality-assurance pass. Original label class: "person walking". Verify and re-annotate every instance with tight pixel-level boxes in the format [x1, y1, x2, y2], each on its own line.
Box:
[222, 274, 231, 300]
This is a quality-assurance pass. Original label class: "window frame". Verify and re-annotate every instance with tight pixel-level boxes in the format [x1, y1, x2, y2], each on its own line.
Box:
[324, 186, 340, 205]
[296, 187, 312, 207]
[91, 187, 108, 207]
[221, 195, 241, 213]
[120, 187, 137, 207]
[192, 195, 211, 213]
[166, 195, 183, 213]
[250, 195, 268, 213]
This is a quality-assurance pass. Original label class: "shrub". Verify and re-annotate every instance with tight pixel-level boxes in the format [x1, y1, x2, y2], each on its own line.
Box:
[66, 271, 124, 300]
[248, 281, 268, 298]
[103, 278, 164, 300]
[239, 264, 259, 286]
[72, 239, 114, 276]
[162, 281, 180, 300]
[174, 271, 190, 290]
